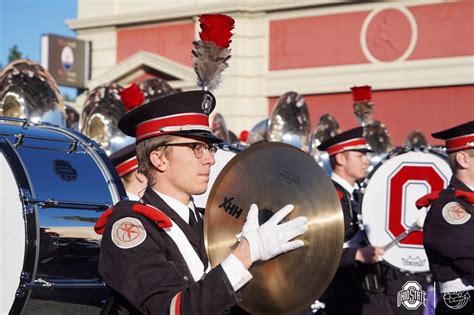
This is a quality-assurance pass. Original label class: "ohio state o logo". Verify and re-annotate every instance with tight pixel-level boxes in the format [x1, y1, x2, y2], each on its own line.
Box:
[387, 165, 445, 246]
[361, 151, 451, 273]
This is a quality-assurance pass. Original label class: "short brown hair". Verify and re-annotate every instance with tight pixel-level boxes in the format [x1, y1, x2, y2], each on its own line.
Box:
[329, 154, 337, 170]
[136, 134, 176, 186]
[447, 148, 474, 172]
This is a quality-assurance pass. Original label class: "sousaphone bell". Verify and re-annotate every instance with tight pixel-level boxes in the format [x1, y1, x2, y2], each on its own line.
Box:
[267, 92, 311, 153]
[0, 59, 66, 127]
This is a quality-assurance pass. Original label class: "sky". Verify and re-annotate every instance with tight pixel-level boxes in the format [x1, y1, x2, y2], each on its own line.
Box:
[0, 0, 78, 97]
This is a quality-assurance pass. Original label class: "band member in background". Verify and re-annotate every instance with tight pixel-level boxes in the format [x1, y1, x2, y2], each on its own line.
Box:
[110, 143, 147, 201]
[94, 90, 308, 314]
[416, 121, 474, 314]
[316, 127, 392, 315]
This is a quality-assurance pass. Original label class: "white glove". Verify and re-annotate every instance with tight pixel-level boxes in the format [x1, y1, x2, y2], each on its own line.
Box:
[311, 300, 326, 313]
[241, 204, 308, 262]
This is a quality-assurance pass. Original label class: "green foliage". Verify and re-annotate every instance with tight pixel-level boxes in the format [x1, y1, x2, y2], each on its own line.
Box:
[8, 45, 22, 63]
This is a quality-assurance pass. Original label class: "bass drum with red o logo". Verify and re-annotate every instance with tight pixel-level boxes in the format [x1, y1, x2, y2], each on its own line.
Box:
[360, 147, 452, 273]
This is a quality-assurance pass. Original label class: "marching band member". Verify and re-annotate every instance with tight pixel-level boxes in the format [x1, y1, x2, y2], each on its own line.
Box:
[316, 127, 392, 315]
[110, 143, 147, 201]
[416, 121, 474, 314]
[94, 90, 308, 314]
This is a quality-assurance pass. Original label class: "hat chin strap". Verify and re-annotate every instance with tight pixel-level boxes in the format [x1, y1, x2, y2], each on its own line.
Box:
[159, 125, 212, 133]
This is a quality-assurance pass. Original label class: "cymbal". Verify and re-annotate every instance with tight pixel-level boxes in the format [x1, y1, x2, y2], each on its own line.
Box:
[204, 142, 344, 314]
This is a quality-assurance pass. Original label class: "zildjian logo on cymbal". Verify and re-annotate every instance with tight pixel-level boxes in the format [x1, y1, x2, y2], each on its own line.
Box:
[218, 197, 243, 219]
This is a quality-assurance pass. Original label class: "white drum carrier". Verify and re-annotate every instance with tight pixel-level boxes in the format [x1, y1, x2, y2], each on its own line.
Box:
[0, 117, 125, 314]
[360, 148, 452, 273]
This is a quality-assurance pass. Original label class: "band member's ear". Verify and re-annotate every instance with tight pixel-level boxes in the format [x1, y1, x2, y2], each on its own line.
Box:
[455, 151, 470, 169]
[150, 150, 168, 172]
[334, 152, 346, 166]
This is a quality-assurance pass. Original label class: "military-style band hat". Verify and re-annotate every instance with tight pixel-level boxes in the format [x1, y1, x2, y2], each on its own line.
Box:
[118, 90, 223, 143]
[431, 120, 474, 153]
[110, 144, 138, 177]
[317, 127, 372, 156]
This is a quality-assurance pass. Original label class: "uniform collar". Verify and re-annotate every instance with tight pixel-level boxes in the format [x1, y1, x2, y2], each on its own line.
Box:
[331, 172, 357, 195]
[450, 177, 474, 192]
[126, 192, 140, 201]
[153, 189, 195, 224]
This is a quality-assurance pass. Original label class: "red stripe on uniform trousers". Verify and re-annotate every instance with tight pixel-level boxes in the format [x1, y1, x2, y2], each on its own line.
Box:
[170, 292, 182, 315]
[445, 134, 474, 153]
[175, 292, 181, 315]
[116, 157, 138, 177]
[327, 138, 367, 156]
[132, 204, 172, 228]
[136, 113, 209, 140]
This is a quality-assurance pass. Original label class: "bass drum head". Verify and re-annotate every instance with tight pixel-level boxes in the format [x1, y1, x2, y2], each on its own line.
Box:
[193, 149, 236, 208]
[361, 149, 452, 273]
[0, 152, 26, 313]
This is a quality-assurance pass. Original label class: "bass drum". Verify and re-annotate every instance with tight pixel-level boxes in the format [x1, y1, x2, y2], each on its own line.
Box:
[193, 148, 236, 209]
[360, 148, 452, 273]
[0, 118, 125, 314]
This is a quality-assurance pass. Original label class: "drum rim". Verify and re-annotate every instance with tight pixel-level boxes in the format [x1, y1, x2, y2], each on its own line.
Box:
[0, 138, 37, 313]
[364, 146, 447, 183]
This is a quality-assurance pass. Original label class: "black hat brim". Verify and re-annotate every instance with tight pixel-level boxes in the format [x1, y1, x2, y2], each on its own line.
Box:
[351, 148, 374, 154]
[170, 131, 224, 144]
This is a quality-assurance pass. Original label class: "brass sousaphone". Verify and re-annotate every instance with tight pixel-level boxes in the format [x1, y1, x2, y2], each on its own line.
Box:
[267, 91, 311, 152]
[80, 78, 176, 155]
[205, 142, 344, 314]
[0, 59, 66, 127]
[79, 83, 129, 155]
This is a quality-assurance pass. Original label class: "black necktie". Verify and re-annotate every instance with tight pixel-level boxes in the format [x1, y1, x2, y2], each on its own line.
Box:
[188, 208, 201, 237]
[352, 189, 361, 213]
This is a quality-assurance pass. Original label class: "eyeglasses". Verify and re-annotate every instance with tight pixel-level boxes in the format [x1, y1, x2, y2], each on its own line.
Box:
[156, 142, 218, 159]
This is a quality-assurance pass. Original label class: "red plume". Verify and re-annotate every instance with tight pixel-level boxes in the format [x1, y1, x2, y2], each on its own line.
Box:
[351, 85, 372, 102]
[199, 14, 235, 48]
[239, 130, 249, 142]
[119, 83, 145, 111]
[192, 14, 234, 91]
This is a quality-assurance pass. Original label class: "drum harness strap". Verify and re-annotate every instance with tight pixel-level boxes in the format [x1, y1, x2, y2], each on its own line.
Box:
[338, 186, 387, 293]
[336, 186, 363, 234]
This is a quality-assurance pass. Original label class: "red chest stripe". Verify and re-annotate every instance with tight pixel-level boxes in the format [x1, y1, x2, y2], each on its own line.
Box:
[454, 190, 474, 204]
[132, 203, 172, 228]
[94, 203, 172, 235]
[94, 207, 114, 235]
[416, 189, 474, 209]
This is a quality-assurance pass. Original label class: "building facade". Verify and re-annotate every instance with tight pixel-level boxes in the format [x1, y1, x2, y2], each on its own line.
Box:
[67, 0, 474, 145]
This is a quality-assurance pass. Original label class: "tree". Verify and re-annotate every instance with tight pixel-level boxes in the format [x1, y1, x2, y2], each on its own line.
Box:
[8, 45, 22, 63]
